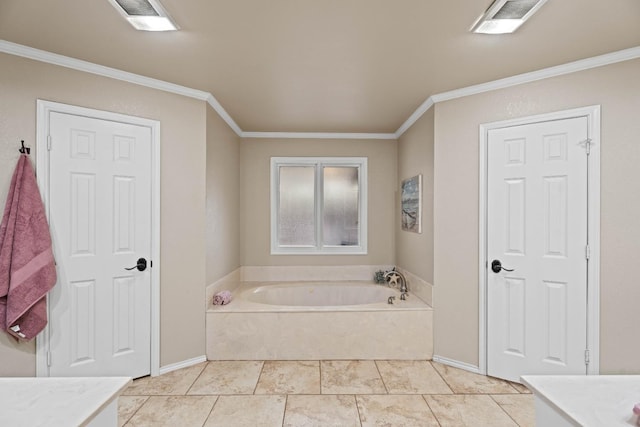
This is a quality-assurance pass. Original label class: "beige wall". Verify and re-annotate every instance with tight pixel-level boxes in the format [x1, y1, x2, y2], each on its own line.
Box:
[205, 107, 241, 284]
[433, 58, 640, 373]
[239, 138, 397, 266]
[397, 108, 434, 284]
[4, 46, 637, 377]
[0, 53, 207, 374]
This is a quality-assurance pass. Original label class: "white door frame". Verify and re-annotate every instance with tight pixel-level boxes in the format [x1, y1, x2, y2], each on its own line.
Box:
[478, 105, 601, 376]
[34, 100, 161, 377]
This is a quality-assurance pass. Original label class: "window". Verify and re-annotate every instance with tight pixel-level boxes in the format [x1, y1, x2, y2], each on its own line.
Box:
[271, 157, 367, 254]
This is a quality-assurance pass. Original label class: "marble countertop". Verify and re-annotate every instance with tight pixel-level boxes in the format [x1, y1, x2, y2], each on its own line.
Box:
[521, 375, 640, 426]
[0, 376, 131, 427]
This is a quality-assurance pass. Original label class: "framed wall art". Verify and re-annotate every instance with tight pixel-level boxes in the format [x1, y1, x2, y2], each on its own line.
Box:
[401, 174, 422, 233]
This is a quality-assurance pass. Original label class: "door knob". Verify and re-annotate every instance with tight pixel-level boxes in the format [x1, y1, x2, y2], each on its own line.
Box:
[125, 258, 147, 272]
[491, 259, 514, 273]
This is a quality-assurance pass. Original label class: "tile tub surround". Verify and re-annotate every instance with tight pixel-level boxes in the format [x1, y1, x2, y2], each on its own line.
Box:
[118, 360, 534, 427]
[206, 281, 432, 360]
[398, 267, 433, 307]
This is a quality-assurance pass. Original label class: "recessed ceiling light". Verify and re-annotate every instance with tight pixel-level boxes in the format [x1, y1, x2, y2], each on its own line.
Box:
[470, 0, 548, 34]
[108, 0, 179, 32]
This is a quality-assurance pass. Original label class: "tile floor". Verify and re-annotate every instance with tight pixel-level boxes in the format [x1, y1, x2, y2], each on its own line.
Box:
[119, 360, 534, 426]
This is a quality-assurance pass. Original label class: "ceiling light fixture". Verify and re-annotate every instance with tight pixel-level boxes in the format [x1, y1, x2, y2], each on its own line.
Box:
[470, 0, 548, 34]
[108, 0, 179, 31]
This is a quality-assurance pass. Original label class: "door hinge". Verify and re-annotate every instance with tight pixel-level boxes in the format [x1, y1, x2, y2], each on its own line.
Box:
[585, 244, 591, 260]
[46, 351, 51, 367]
[584, 349, 590, 365]
[579, 138, 592, 155]
[47, 135, 52, 151]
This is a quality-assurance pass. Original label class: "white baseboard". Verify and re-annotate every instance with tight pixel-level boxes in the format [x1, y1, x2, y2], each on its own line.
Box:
[158, 355, 207, 376]
[432, 355, 481, 375]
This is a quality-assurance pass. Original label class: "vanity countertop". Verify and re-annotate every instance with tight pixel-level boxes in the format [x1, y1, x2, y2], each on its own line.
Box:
[521, 375, 640, 426]
[0, 376, 131, 427]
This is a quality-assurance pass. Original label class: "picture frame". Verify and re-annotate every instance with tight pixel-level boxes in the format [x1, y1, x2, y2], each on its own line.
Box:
[401, 174, 422, 233]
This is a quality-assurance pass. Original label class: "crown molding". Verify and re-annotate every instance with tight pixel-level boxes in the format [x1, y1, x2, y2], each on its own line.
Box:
[3, 39, 639, 140]
[432, 46, 640, 104]
[205, 94, 243, 136]
[0, 39, 242, 136]
[0, 39, 389, 140]
[241, 131, 397, 140]
[0, 40, 210, 100]
[394, 97, 435, 138]
[395, 45, 640, 138]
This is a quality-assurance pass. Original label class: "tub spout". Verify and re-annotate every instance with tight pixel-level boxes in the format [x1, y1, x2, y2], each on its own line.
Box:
[384, 268, 408, 293]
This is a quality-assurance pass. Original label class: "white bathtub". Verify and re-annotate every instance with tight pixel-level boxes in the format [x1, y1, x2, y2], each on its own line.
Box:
[242, 282, 398, 306]
[206, 281, 433, 360]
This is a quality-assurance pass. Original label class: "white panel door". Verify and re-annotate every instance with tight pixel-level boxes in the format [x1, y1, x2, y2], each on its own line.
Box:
[487, 117, 588, 383]
[48, 112, 152, 378]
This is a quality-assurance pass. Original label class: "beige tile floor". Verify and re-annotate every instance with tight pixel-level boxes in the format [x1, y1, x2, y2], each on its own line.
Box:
[119, 360, 534, 427]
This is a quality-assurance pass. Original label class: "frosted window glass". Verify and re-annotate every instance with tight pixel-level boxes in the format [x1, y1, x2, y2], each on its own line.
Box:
[278, 166, 315, 245]
[323, 166, 359, 246]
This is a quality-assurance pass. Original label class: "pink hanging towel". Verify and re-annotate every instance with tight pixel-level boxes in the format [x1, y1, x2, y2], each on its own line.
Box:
[0, 154, 57, 340]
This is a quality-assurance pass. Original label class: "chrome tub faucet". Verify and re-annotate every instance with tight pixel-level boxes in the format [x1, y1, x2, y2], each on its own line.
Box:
[384, 268, 408, 300]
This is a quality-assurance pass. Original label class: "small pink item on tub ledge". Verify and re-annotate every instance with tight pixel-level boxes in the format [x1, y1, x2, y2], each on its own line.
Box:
[634, 402, 640, 415]
[213, 290, 232, 306]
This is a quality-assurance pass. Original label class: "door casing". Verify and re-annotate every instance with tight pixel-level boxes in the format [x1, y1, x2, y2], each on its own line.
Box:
[478, 105, 600, 376]
[35, 100, 161, 377]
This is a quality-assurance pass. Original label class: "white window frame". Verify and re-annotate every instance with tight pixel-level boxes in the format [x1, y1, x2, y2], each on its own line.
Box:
[270, 157, 368, 255]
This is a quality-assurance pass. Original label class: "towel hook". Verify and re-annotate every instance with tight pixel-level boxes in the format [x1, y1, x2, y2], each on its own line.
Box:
[18, 140, 30, 155]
